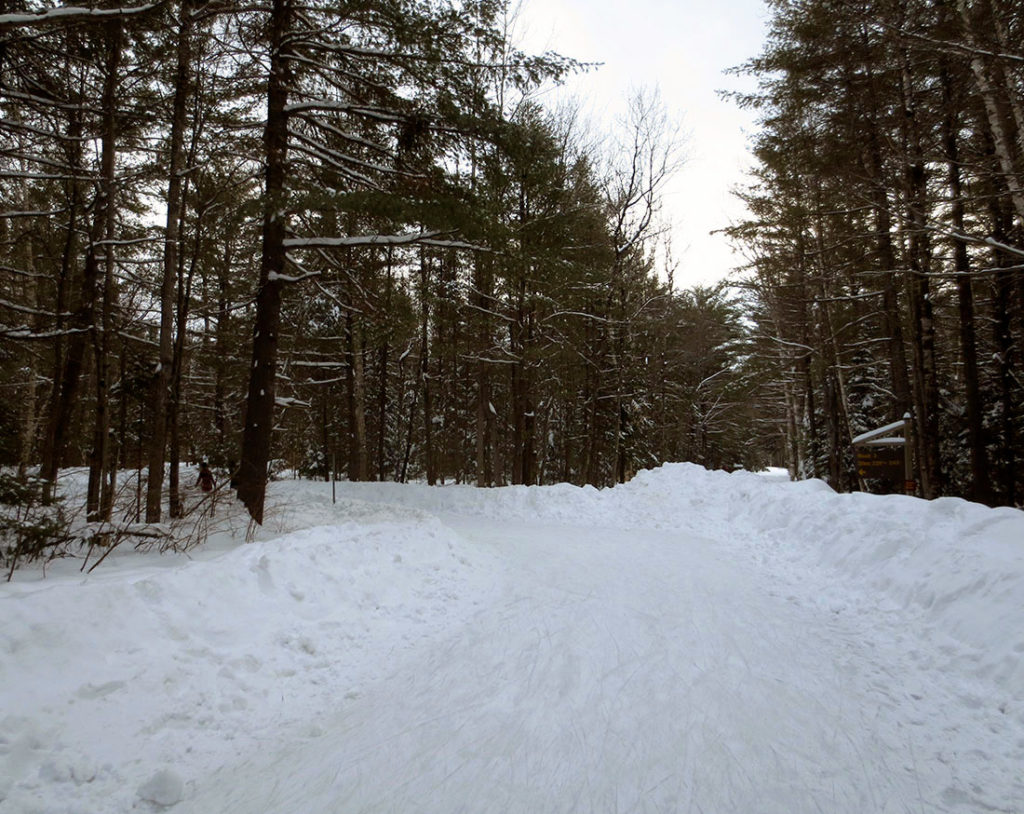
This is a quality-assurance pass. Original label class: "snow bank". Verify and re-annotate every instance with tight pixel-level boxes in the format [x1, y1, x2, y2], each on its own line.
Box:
[689, 467, 1024, 695]
[333, 464, 1024, 701]
[642, 465, 1024, 692]
[0, 507, 497, 813]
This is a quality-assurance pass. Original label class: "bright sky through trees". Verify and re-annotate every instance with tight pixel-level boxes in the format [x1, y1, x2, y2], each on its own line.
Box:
[517, 0, 769, 287]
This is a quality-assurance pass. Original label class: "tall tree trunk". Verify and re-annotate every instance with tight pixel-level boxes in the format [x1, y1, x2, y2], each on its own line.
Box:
[475, 360, 492, 486]
[146, 0, 195, 522]
[214, 240, 232, 465]
[783, 377, 801, 479]
[583, 317, 602, 486]
[942, 73, 992, 504]
[490, 370, 505, 487]
[957, 0, 1024, 228]
[344, 308, 356, 477]
[39, 104, 85, 501]
[168, 202, 201, 518]
[345, 307, 369, 482]
[399, 350, 418, 484]
[168, 390, 182, 517]
[16, 223, 38, 479]
[810, 187, 854, 490]
[102, 338, 122, 522]
[899, 51, 942, 498]
[864, 131, 913, 425]
[351, 318, 368, 482]
[793, 240, 819, 480]
[376, 250, 393, 480]
[237, 0, 293, 524]
[510, 276, 527, 485]
[419, 250, 436, 485]
[320, 395, 331, 482]
[989, 196, 1018, 505]
[472, 254, 493, 485]
[612, 283, 627, 484]
[986, 0, 1024, 158]
[522, 307, 536, 485]
[86, 20, 122, 521]
[903, 231, 941, 499]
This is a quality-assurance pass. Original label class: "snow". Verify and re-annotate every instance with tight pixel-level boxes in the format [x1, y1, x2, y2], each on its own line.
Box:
[274, 396, 311, 408]
[137, 770, 185, 808]
[1, 463, 1022, 813]
[267, 269, 320, 284]
[282, 231, 442, 248]
[0, 5, 157, 28]
[851, 417, 909, 446]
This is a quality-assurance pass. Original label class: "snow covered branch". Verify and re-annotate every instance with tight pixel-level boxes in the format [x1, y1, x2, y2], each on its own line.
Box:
[1, 325, 90, 341]
[283, 232, 442, 249]
[0, 3, 166, 30]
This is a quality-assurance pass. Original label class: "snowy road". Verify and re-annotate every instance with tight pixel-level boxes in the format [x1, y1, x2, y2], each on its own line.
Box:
[181, 515, 1020, 814]
[4, 467, 1022, 813]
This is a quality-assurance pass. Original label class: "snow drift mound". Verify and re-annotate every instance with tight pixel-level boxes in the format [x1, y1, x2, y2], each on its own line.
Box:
[630, 464, 1024, 701]
[334, 463, 1024, 701]
[0, 512, 496, 813]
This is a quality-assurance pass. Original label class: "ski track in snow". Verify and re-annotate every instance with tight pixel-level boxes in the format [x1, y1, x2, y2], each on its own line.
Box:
[182, 517, 1022, 814]
[1, 465, 1022, 813]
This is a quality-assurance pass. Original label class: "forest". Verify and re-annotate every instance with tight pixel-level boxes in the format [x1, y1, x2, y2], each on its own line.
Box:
[730, 0, 1024, 507]
[0, 0, 767, 555]
[1, 0, 1022, 570]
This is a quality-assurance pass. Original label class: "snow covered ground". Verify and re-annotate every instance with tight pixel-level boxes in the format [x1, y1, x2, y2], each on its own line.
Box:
[2, 463, 1022, 813]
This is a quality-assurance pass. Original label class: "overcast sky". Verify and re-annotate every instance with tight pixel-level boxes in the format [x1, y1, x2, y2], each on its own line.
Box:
[515, 0, 770, 289]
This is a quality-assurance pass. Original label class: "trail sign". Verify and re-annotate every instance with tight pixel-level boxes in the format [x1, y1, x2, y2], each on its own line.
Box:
[855, 446, 904, 480]
[851, 413, 914, 494]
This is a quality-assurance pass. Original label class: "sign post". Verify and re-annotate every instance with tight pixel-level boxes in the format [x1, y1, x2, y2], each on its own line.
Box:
[852, 414, 915, 495]
[901, 412, 914, 495]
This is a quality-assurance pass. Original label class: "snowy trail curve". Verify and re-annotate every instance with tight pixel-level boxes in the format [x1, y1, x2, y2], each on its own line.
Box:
[181, 515, 1014, 814]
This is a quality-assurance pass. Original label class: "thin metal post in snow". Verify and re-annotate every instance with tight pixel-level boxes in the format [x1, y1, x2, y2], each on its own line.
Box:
[332, 451, 336, 505]
[903, 411, 915, 496]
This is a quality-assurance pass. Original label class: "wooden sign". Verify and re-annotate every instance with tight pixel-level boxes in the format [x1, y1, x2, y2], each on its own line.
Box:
[852, 414, 914, 493]
[855, 446, 904, 480]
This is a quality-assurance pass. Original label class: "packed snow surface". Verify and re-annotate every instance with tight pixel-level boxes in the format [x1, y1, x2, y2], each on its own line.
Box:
[2, 463, 1022, 813]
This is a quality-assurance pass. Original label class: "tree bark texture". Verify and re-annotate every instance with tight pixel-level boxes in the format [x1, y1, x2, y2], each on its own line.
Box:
[236, 0, 292, 524]
[146, 0, 194, 523]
